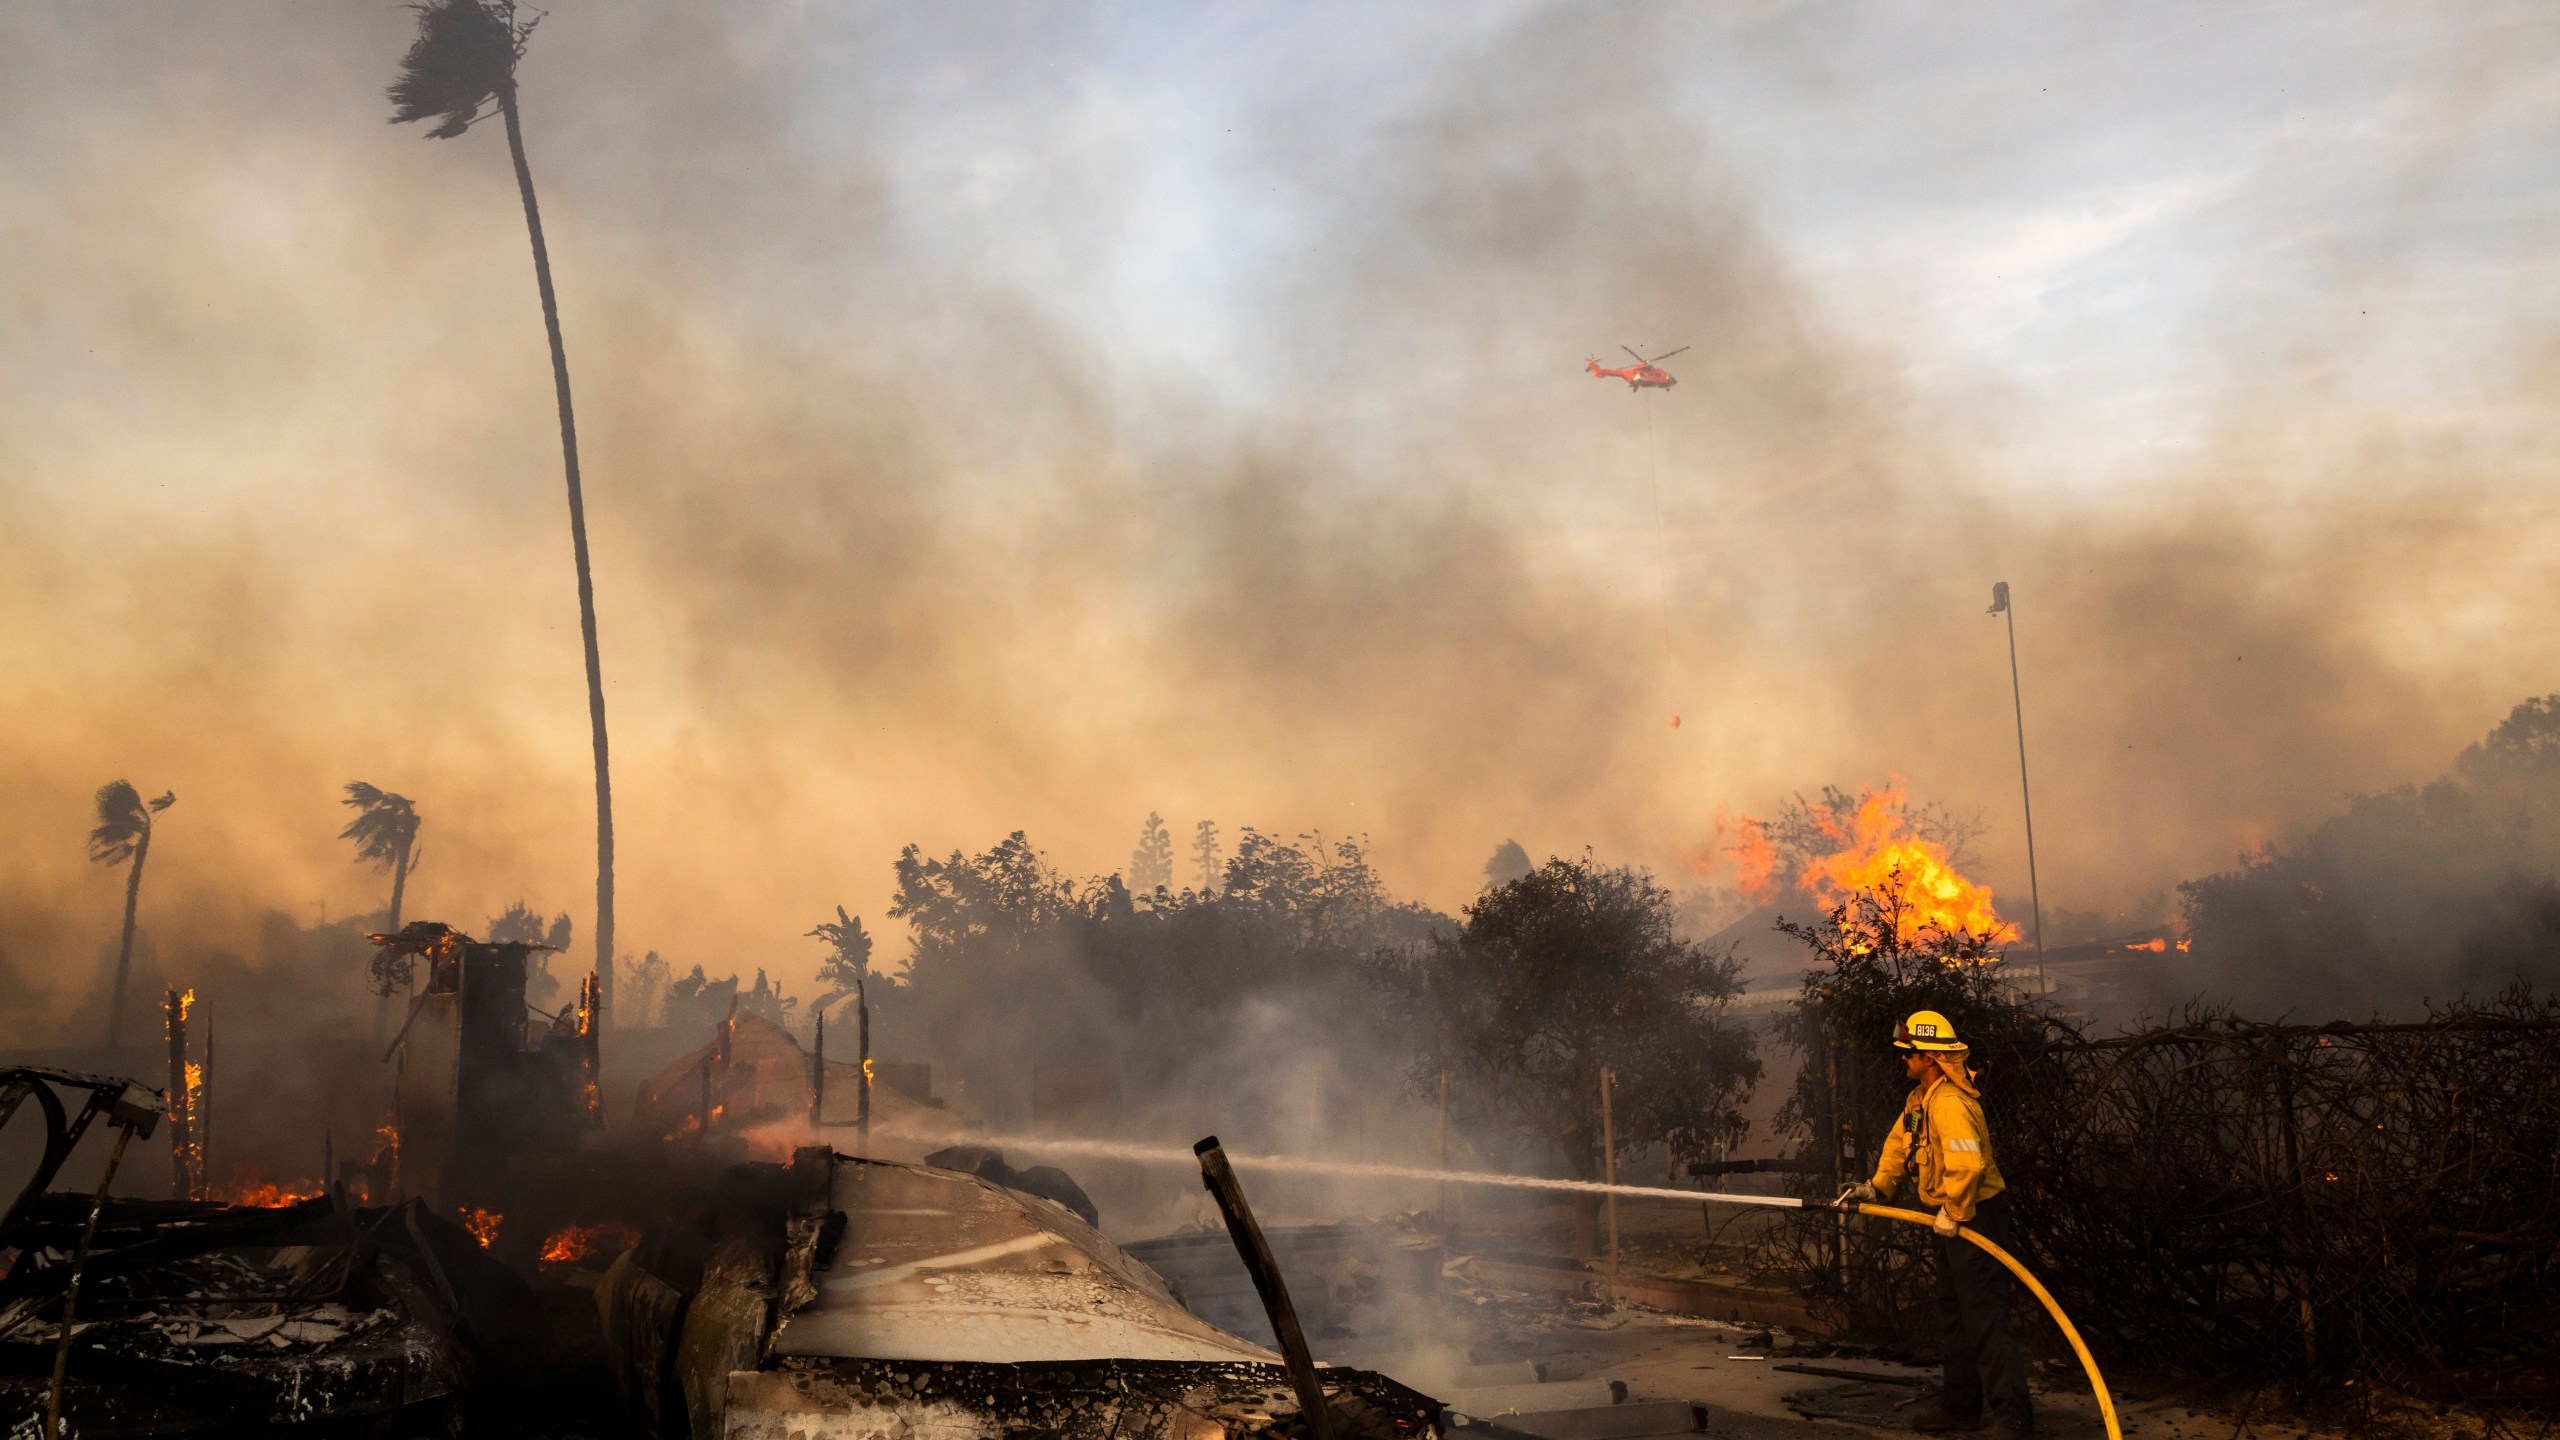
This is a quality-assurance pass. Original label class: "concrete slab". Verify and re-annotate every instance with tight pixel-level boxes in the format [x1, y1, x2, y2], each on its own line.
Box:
[1445, 1378, 1617, 1416]
[1502, 1399, 1706, 1440]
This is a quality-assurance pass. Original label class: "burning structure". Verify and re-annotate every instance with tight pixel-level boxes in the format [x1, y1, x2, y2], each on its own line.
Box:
[375, 922, 602, 1216]
[1, 1191, 475, 1434]
[0, 1065, 608, 1437]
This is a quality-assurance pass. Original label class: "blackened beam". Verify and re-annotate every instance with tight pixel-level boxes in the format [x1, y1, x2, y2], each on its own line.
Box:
[1194, 1135, 1334, 1440]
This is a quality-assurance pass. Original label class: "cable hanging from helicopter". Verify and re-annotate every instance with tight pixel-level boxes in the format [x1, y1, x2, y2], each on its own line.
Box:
[1587, 344, 1689, 729]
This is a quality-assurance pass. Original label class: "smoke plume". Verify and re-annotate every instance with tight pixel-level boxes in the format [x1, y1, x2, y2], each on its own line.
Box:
[2, 1, 2556, 1076]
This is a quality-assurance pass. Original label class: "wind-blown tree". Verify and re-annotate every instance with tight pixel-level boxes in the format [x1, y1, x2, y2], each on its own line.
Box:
[339, 783, 422, 943]
[391, 0, 616, 1023]
[89, 781, 175, 1051]
[809, 906, 874, 1013]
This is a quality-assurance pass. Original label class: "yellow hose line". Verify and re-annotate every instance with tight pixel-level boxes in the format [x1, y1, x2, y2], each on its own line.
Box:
[1849, 1203, 2122, 1440]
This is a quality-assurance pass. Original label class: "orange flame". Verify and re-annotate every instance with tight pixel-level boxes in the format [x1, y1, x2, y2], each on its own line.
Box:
[539, 1221, 640, 1266]
[1695, 813, 1782, 905]
[459, 1207, 503, 1248]
[863, 1058, 875, 1085]
[218, 1180, 322, 1207]
[2125, 938, 2168, 953]
[1706, 783, 2012, 950]
[168, 989, 205, 1202]
[1798, 784, 2011, 946]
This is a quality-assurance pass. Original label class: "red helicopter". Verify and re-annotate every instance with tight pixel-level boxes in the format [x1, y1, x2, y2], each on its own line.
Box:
[1587, 345, 1689, 390]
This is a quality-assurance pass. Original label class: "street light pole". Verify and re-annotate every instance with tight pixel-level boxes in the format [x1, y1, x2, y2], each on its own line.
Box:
[1990, 582, 2047, 987]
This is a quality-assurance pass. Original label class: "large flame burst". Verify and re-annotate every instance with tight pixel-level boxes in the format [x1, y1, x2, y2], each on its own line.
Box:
[1712, 783, 2013, 950]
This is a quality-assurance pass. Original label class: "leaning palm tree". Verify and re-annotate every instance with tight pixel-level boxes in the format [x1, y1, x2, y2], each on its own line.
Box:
[340, 782, 422, 944]
[391, 0, 615, 1021]
[89, 781, 175, 1052]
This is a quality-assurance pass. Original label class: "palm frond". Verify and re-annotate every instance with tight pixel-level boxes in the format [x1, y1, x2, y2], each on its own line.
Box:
[388, 0, 524, 139]
[89, 780, 150, 866]
[340, 782, 421, 869]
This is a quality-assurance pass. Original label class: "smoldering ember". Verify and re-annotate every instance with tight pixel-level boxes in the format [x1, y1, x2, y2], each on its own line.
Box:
[7, 5, 2560, 1440]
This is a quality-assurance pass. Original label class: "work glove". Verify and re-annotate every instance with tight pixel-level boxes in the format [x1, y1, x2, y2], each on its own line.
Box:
[1932, 1206, 1961, 1237]
[1836, 1182, 1877, 1205]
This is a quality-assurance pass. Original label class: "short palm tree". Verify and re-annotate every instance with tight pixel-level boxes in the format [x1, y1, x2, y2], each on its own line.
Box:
[340, 782, 422, 957]
[90, 780, 175, 1052]
[390, 0, 616, 1021]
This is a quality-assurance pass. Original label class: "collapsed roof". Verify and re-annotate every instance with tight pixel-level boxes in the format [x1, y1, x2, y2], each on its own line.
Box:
[600, 1148, 1443, 1440]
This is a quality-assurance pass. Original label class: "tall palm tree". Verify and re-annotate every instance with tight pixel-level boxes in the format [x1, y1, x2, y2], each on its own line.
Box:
[89, 781, 175, 1052]
[340, 782, 422, 941]
[391, 0, 614, 1021]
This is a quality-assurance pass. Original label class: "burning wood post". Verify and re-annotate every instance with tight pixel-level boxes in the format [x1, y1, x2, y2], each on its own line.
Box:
[578, 970, 604, 1128]
[1194, 1136, 1335, 1440]
[857, 983, 871, 1146]
[162, 988, 201, 1201]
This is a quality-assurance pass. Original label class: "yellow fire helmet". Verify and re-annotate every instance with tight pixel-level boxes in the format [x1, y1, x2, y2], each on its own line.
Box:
[1893, 1009, 1967, 1051]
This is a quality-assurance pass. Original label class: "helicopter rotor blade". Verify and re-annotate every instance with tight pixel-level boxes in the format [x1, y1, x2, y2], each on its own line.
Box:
[1648, 346, 1690, 363]
[1622, 346, 1647, 365]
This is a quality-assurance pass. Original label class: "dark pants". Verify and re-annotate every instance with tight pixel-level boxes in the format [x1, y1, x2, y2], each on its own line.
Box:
[1932, 1191, 2033, 1430]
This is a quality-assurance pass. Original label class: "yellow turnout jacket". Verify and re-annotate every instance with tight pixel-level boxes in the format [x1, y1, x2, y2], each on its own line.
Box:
[1870, 1058, 2005, 1221]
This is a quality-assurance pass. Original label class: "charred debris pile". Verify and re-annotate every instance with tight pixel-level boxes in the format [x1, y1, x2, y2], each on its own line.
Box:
[3, 927, 1470, 1440]
[0, 1186, 603, 1434]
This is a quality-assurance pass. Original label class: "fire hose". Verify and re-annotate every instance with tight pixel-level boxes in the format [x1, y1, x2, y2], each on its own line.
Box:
[1829, 1199, 2121, 1440]
[987, 1137, 2126, 1440]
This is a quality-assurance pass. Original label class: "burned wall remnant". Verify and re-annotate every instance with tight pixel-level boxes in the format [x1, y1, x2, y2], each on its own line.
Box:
[377, 923, 599, 1212]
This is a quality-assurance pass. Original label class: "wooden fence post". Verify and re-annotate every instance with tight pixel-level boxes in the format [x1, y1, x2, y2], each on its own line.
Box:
[2269, 1035, 2318, 1371]
[1601, 1065, 1619, 1302]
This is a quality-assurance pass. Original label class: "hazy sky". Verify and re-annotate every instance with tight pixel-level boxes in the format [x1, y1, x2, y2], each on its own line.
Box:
[4, 1, 2557, 1008]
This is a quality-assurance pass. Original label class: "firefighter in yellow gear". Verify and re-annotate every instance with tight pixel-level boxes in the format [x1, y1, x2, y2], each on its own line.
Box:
[1838, 1010, 2033, 1436]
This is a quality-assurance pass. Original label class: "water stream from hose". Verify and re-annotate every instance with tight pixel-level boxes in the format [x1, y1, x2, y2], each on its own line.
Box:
[866, 1126, 2119, 1438]
[878, 1129, 1808, 1210]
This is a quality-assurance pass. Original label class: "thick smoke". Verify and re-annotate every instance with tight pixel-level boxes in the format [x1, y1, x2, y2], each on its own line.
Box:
[2, 3, 2556, 1110]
